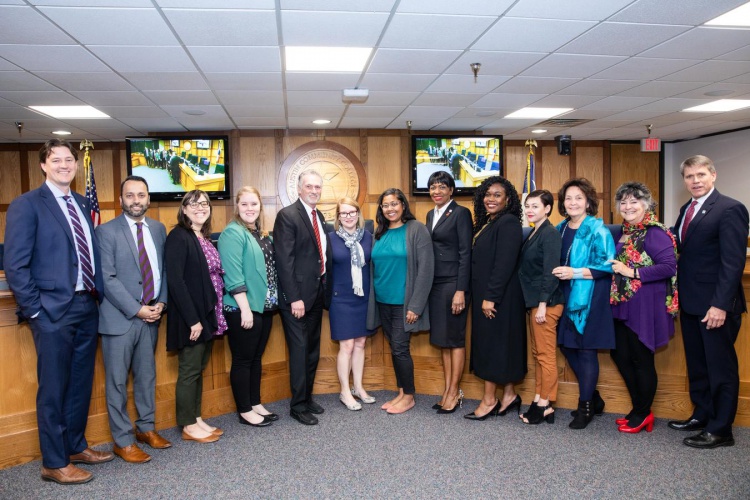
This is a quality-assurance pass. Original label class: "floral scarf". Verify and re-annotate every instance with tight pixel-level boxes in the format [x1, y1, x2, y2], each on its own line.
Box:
[609, 211, 679, 316]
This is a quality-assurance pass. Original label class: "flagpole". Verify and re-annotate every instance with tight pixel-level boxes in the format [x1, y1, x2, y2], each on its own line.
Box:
[80, 139, 93, 191]
[522, 139, 537, 227]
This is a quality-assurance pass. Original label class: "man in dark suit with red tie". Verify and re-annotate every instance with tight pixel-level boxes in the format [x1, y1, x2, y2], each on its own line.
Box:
[274, 170, 328, 425]
[3, 139, 113, 483]
[669, 155, 749, 449]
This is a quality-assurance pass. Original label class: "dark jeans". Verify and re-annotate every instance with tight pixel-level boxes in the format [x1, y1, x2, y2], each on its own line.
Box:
[226, 309, 274, 413]
[611, 320, 656, 421]
[560, 346, 599, 402]
[175, 339, 213, 426]
[378, 303, 415, 395]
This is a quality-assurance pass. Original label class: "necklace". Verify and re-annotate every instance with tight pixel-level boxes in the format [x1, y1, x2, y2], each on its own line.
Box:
[560, 222, 574, 266]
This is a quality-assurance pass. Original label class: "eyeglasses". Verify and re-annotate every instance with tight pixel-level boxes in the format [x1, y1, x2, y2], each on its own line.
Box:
[380, 202, 402, 210]
[339, 211, 358, 219]
[187, 201, 210, 209]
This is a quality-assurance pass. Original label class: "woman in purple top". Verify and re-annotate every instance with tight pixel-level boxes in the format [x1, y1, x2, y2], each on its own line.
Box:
[609, 182, 678, 434]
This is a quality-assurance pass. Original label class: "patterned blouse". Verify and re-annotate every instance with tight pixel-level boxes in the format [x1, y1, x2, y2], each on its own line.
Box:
[251, 230, 279, 311]
[197, 236, 228, 336]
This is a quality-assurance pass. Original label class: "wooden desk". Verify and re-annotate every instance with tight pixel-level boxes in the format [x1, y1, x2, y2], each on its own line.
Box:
[459, 159, 495, 187]
[179, 163, 225, 192]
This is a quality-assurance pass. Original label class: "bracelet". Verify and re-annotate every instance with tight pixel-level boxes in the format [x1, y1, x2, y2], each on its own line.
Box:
[634, 268, 639, 280]
[572, 268, 584, 279]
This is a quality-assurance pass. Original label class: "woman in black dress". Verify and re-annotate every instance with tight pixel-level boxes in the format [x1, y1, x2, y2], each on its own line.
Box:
[464, 177, 526, 421]
[426, 172, 472, 414]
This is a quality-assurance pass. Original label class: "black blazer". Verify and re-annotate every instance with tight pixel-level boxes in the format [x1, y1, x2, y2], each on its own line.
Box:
[674, 189, 748, 316]
[165, 226, 218, 351]
[518, 219, 564, 309]
[426, 200, 472, 290]
[273, 199, 329, 310]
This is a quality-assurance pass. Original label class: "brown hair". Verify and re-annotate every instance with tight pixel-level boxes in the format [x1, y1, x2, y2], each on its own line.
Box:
[558, 178, 598, 217]
[177, 190, 212, 238]
[233, 185, 266, 234]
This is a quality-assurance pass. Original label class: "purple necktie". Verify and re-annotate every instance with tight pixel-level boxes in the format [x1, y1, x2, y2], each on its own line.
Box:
[63, 195, 95, 292]
[136, 222, 155, 304]
[681, 200, 698, 242]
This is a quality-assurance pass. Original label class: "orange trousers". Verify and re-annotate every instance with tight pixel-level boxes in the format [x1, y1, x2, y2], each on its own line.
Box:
[528, 304, 564, 401]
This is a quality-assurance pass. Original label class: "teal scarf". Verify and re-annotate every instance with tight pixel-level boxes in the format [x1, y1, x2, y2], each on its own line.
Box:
[556, 216, 615, 334]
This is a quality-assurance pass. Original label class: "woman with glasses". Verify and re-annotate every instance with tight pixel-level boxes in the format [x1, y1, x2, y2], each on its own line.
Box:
[218, 186, 279, 428]
[325, 197, 375, 411]
[425, 171, 472, 414]
[165, 190, 227, 443]
[367, 188, 434, 414]
[465, 176, 526, 421]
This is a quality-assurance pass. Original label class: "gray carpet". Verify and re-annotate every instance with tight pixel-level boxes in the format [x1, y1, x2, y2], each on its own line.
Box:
[1, 392, 748, 499]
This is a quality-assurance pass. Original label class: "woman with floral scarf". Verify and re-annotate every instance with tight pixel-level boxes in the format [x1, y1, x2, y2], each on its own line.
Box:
[609, 182, 678, 434]
[552, 178, 616, 430]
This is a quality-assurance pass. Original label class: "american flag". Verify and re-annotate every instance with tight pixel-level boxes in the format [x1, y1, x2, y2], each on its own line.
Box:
[84, 153, 101, 228]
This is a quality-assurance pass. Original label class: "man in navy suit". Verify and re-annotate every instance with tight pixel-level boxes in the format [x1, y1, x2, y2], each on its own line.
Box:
[273, 170, 328, 425]
[668, 155, 749, 449]
[3, 139, 113, 484]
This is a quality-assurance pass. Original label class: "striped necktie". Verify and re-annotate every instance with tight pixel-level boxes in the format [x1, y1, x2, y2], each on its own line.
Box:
[63, 195, 95, 292]
[311, 210, 324, 276]
[136, 222, 155, 304]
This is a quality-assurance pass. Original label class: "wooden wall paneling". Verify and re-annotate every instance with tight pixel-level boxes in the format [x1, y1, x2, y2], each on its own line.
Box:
[0, 151, 22, 205]
[610, 143, 661, 224]
[504, 145, 527, 190]
[26, 150, 44, 191]
[236, 136, 277, 195]
[0, 212, 6, 244]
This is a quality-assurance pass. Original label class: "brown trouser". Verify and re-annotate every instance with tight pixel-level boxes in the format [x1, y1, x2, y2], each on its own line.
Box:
[528, 304, 564, 401]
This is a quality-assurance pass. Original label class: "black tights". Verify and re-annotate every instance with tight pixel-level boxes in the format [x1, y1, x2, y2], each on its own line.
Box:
[610, 320, 657, 421]
[561, 346, 599, 401]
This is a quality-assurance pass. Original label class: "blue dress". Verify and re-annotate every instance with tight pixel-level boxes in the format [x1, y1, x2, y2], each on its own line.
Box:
[557, 226, 615, 350]
[328, 231, 373, 341]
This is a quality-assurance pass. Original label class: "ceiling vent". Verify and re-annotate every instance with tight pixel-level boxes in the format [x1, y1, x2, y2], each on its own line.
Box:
[536, 118, 593, 127]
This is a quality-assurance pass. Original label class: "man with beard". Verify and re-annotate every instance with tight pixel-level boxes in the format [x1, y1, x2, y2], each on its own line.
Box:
[97, 175, 171, 463]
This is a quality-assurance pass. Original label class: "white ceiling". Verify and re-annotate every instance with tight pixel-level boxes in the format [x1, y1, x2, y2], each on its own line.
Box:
[1, 0, 750, 142]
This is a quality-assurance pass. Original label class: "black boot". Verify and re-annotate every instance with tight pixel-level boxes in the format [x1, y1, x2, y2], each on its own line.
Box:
[569, 400, 594, 429]
[570, 390, 605, 417]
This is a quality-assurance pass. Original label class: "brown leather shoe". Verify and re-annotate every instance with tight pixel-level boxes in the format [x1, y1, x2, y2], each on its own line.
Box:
[113, 444, 151, 463]
[181, 430, 219, 443]
[69, 447, 115, 465]
[210, 427, 224, 437]
[41, 464, 93, 484]
[136, 430, 172, 449]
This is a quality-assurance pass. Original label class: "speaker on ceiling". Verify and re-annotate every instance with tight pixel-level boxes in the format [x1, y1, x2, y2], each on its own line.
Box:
[555, 135, 571, 156]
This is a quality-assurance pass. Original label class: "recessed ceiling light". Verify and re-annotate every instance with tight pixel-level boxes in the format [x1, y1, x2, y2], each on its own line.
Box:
[52, 130, 72, 135]
[703, 90, 734, 97]
[312, 119, 331, 125]
[531, 129, 547, 134]
[705, 1, 750, 26]
[183, 109, 206, 116]
[286, 47, 372, 72]
[505, 107, 573, 119]
[29, 105, 110, 119]
[682, 99, 750, 112]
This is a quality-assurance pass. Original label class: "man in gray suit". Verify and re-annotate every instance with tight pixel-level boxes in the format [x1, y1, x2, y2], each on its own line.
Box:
[97, 176, 171, 463]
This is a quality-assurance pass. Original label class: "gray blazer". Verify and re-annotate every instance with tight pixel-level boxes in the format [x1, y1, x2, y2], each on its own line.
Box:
[367, 219, 435, 333]
[97, 214, 168, 335]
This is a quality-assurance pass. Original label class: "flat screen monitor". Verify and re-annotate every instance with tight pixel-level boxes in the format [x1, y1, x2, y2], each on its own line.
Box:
[125, 135, 230, 201]
[412, 135, 503, 196]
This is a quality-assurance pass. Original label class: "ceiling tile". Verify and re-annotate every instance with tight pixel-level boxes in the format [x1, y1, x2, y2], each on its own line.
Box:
[0, 5, 76, 44]
[121, 72, 209, 91]
[282, 10, 389, 46]
[224, 105, 285, 118]
[285, 73, 362, 91]
[506, 0, 635, 21]
[235, 117, 287, 127]
[369, 49, 461, 74]
[593, 57, 699, 80]
[471, 93, 547, 108]
[70, 91, 154, 106]
[159, 104, 228, 118]
[159, 0, 274, 7]
[287, 117, 334, 128]
[175, 116, 235, 130]
[425, 74, 510, 93]
[559, 22, 688, 56]
[521, 54, 626, 79]
[96, 106, 168, 118]
[281, 0, 395, 12]
[216, 90, 284, 106]
[676, 82, 750, 99]
[287, 91, 342, 106]
[89, 46, 195, 72]
[381, 14, 495, 50]
[396, 106, 462, 120]
[0, 90, 85, 106]
[204, 73, 282, 91]
[117, 117, 186, 131]
[287, 106, 345, 118]
[530, 94, 604, 108]
[411, 93, 481, 106]
[616, 81, 709, 98]
[659, 60, 750, 82]
[556, 79, 643, 96]
[473, 18, 597, 52]
[188, 46, 280, 72]
[398, 0, 513, 15]
[715, 44, 750, 61]
[359, 73, 437, 92]
[2, 71, 59, 91]
[163, 9, 277, 46]
[579, 95, 660, 110]
[344, 106, 405, 118]
[34, 71, 134, 91]
[39, 6, 179, 46]
[143, 90, 219, 106]
[610, 0, 747, 25]
[0, 45, 109, 72]
[445, 51, 547, 76]
[358, 91, 420, 106]
[639, 27, 750, 59]
[433, 117, 499, 130]
[495, 76, 580, 94]
[338, 117, 395, 128]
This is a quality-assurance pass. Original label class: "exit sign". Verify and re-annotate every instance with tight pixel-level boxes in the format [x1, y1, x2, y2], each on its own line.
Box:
[640, 138, 662, 152]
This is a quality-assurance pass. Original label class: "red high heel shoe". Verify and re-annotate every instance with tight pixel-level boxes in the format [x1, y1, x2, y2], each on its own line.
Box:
[616, 418, 628, 426]
[618, 413, 655, 434]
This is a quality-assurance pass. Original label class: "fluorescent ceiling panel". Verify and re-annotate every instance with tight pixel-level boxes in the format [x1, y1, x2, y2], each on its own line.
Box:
[504, 107, 573, 119]
[285, 47, 372, 72]
[682, 99, 750, 112]
[29, 105, 110, 119]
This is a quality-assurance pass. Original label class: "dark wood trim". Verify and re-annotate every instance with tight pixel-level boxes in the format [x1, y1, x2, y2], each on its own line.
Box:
[602, 140, 611, 223]
[19, 144, 31, 194]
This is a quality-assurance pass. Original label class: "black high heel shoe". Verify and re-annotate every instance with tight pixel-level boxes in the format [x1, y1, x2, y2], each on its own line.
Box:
[431, 402, 443, 410]
[498, 395, 522, 416]
[464, 399, 501, 421]
[437, 389, 464, 414]
[522, 404, 555, 425]
[520, 401, 538, 421]
[239, 413, 272, 427]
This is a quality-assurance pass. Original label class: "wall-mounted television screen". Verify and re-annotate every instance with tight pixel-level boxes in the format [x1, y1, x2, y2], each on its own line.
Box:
[125, 135, 230, 202]
[412, 135, 503, 196]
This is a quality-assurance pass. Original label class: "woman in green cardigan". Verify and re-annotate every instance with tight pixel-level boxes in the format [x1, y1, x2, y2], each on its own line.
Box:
[218, 186, 279, 427]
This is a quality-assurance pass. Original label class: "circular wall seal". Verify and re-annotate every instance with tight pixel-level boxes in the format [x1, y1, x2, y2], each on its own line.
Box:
[278, 140, 367, 220]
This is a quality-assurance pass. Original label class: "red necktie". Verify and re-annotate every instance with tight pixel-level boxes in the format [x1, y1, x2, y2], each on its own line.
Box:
[681, 200, 698, 242]
[311, 210, 324, 276]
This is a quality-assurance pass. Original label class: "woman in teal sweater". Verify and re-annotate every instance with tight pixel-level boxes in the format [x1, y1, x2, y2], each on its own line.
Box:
[218, 186, 279, 427]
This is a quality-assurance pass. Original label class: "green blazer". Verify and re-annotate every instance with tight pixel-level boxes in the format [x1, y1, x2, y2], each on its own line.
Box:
[217, 220, 269, 313]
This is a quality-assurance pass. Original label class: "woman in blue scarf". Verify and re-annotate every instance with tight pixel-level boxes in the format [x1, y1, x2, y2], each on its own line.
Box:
[552, 178, 615, 430]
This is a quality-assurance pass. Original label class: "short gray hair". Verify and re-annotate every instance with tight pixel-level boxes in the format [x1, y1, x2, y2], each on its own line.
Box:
[614, 181, 656, 212]
[298, 169, 323, 188]
[680, 155, 715, 176]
